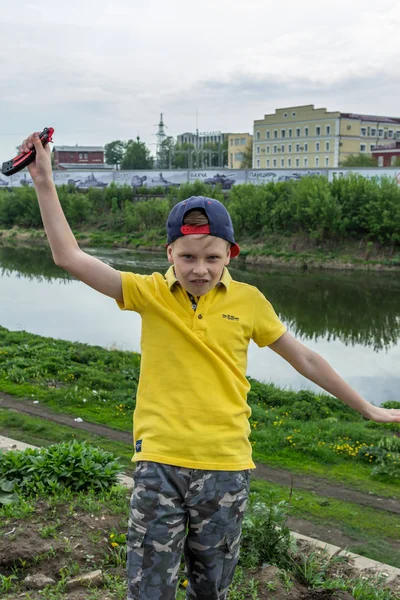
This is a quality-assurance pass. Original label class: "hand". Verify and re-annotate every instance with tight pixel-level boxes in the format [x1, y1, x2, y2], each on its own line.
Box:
[367, 406, 400, 423]
[20, 132, 53, 184]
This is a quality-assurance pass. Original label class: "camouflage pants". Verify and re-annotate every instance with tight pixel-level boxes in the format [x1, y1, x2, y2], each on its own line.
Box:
[127, 461, 250, 600]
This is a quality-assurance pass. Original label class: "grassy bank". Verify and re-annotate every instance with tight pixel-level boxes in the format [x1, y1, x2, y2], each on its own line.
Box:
[1, 226, 400, 271]
[1, 326, 399, 499]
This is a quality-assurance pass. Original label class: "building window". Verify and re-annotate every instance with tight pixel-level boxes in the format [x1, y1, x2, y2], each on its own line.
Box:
[361, 128, 366, 136]
[256, 159, 260, 167]
[235, 138, 240, 145]
[266, 159, 270, 167]
[273, 145, 277, 153]
[230, 139, 234, 146]
[240, 138, 246, 145]
[295, 158, 300, 167]
[284, 113, 288, 118]
[281, 158, 285, 167]
[256, 146, 260, 154]
[296, 144, 300, 152]
[316, 126, 321, 136]
[378, 156, 383, 167]
[288, 144, 292, 152]
[273, 159, 277, 167]
[274, 130, 278, 139]
[292, 112, 296, 117]
[304, 143, 308, 151]
[315, 157, 319, 167]
[256, 131, 260, 140]
[370, 128, 376, 137]
[326, 125, 331, 135]
[370, 145, 375, 152]
[281, 130, 286, 138]
[84, 153, 88, 159]
[288, 129, 292, 137]
[316, 142, 320, 151]
[391, 156, 397, 166]
[266, 146, 270, 153]
[266, 130, 270, 139]
[305, 127, 309, 137]
[304, 158, 308, 167]
[360, 144, 366, 152]
[281, 145, 285, 152]
[288, 158, 292, 167]
[79, 153, 83, 159]
[296, 128, 301, 137]
[325, 142, 330, 151]
[388, 130, 393, 138]
[378, 129, 383, 138]
[325, 157, 329, 166]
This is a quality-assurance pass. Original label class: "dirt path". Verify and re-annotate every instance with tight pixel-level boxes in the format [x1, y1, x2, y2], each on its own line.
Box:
[2, 392, 399, 516]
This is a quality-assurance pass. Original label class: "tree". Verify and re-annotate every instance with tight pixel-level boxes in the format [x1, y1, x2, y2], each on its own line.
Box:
[339, 154, 378, 167]
[240, 143, 253, 169]
[105, 140, 125, 167]
[157, 136, 175, 169]
[120, 137, 154, 170]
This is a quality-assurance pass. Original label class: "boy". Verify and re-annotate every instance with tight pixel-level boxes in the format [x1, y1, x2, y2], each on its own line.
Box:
[21, 132, 400, 600]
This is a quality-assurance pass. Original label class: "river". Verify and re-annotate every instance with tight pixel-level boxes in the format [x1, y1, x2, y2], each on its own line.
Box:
[0, 244, 399, 405]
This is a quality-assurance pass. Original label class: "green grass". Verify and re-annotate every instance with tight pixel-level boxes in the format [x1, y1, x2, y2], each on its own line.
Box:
[1, 325, 399, 499]
[0, 410, 134, 471]
[251, 479, 400, 568]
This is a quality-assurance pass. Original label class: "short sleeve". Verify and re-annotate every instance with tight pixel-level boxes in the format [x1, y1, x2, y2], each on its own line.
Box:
[251, 288, 286, 347]
[116, 272, 156, 314]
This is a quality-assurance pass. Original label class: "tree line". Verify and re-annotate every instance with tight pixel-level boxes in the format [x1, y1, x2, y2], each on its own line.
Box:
[0, 175, 399, 246]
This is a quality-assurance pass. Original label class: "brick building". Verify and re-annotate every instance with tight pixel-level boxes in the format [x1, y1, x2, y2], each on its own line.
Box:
[372, 141, 400, 167]
[53, 145, 104, 169]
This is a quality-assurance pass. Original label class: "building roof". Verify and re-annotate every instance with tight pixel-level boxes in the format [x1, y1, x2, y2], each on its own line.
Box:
[340, 113, 400, 125]
[57, 163, 111, 170]
[54, 146, 104, 152]
[371, 141, 400, 152]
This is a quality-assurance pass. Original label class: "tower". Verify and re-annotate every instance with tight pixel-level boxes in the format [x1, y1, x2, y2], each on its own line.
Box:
[155, 113, 168, 169]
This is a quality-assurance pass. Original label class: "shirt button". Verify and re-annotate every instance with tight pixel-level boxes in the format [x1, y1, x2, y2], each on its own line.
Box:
[198, 314, 203, 320]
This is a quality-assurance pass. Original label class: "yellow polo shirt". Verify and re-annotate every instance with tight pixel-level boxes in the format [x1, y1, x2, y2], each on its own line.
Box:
[117, 266, 286, 470]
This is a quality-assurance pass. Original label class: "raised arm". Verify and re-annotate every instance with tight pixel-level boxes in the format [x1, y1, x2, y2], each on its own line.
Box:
[269, 332, 400, 424]
[22, 132, 122, 302]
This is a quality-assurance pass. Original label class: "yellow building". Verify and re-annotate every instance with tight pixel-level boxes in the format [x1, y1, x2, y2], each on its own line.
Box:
[253, 105, 400, 169]
[227, 133, 253, 169]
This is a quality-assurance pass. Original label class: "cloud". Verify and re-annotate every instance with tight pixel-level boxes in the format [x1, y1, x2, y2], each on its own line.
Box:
[0, 0, 399, 157]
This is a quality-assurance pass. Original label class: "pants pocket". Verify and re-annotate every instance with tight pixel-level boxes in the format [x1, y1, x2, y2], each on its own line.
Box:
[218, 525, 242, 593]
[126, 526, 146, 599]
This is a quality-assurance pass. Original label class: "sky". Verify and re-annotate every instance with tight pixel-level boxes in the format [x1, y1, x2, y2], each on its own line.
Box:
[1, 0, 400, 160]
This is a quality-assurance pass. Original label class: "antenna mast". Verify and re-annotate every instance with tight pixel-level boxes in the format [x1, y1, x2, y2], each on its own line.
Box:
[155, 113, 167, 168]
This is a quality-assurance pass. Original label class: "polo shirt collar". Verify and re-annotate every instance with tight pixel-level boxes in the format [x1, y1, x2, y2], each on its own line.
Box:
[165, 266, 231, 291]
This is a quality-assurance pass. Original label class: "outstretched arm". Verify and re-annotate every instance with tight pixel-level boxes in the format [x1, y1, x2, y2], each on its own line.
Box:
[21, 132, 122, 302]
[269, 332, 400, 423]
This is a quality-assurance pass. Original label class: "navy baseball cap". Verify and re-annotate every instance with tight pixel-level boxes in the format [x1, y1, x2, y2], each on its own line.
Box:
[166, 196, 240, 257]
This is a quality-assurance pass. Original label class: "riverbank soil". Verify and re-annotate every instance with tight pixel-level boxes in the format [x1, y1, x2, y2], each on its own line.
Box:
[1, 497, 399, 599]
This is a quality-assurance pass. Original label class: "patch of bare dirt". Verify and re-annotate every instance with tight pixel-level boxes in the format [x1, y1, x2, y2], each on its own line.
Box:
[0, 497, 126, 594]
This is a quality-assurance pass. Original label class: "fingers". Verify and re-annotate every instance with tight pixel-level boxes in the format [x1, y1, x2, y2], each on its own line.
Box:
[20, 132, 46, 155]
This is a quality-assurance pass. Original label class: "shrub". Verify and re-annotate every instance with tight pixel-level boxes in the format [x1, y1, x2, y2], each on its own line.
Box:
[0, 441, 123, 496]
[240, 493, 293, 568]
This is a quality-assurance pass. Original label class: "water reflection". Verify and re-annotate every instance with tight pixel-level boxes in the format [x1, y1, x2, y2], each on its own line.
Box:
[1, 244, 399, 352]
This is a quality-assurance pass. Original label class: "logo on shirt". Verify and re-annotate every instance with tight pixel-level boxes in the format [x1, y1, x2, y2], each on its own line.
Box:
[222, 314, 239, 321]
[135, 440, 142, 453]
